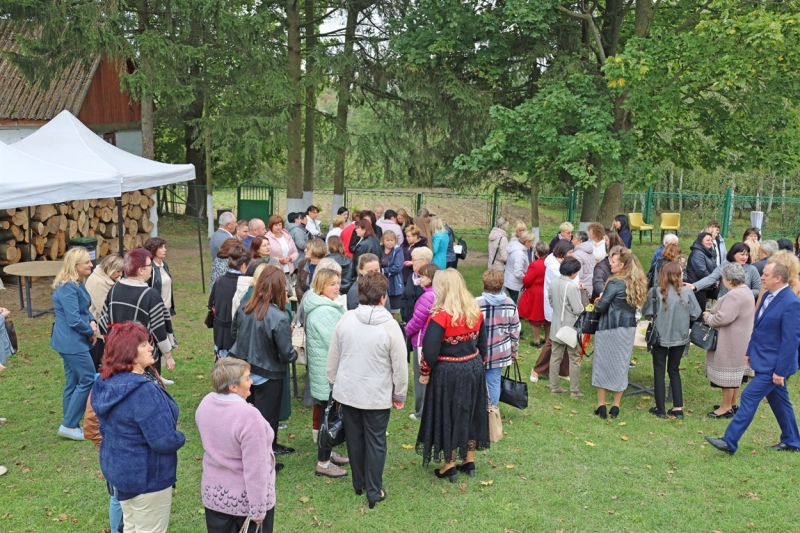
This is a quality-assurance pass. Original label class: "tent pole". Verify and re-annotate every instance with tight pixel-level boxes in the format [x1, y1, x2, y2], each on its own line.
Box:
[196, 186, 206, 294]
[117, 198, 125, 255]
[27, 206, 32, 261]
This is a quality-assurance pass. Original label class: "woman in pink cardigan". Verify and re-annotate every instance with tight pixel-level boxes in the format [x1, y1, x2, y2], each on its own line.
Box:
[196, 358, 276, 533]
[404, 264, 439, 421]
[264, 214, 299, 275]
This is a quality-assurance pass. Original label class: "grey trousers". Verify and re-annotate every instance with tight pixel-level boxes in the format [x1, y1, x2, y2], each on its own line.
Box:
[341, 405, 391, 503]
[413, 347, 426, 416]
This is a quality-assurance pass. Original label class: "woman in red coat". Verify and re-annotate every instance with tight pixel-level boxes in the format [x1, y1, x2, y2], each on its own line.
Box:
[518, 241, 551, 347]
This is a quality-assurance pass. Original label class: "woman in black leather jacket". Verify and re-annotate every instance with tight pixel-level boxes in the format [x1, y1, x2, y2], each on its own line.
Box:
[592, 246, 647, 419]
[232, 264, 298, 461]
[686, 232, 717, 312]
[349, 220, 382, 279]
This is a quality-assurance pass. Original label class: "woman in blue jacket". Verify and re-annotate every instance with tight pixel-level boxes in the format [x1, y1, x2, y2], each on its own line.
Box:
[51, 247, 97, 441]
[380, 231, 406, 311]
[92, 321, 185, 533]
[430, 217, 449, 270]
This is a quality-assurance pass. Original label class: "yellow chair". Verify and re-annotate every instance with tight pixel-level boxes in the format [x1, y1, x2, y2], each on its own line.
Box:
[659, 213, 681, 241]
[628, 213, 654, 243]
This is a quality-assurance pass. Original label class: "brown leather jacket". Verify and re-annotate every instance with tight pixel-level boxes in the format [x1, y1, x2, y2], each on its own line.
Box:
[84, 391, 102, 451]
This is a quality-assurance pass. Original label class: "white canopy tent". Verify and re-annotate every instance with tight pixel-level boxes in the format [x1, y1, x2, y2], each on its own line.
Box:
[13, 110, 195, 192]
[0, 140, 121, 210]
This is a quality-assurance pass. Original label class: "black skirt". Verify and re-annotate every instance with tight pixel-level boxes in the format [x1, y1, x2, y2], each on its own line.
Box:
[415, 356, 490, 466]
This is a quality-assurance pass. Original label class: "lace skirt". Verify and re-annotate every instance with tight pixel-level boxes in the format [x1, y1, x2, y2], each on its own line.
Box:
[415, 356, 490, 466]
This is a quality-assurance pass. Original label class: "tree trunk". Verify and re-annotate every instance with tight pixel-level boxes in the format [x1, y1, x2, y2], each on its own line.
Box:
[598, 182, 624, 226]
[530, 174, 540, 227]
[580, 170, 601, 223]
[286, 0, 304, 212]
[137, 1, 154, 160]
[331, 2, 360, 213]
[302, 0, 316, 208]
[184, 91, 205, 217]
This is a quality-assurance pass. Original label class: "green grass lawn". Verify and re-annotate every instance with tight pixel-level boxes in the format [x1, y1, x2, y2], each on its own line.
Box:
[2, 217, 799, 533]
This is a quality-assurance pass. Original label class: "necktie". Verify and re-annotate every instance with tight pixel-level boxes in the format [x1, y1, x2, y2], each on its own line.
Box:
[758, 292, 775, 320]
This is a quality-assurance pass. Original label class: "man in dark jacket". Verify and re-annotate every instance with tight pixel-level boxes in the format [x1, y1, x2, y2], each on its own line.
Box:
[286, 212, 310, 259]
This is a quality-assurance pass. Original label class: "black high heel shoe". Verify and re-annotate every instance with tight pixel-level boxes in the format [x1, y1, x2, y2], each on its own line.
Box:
[609, 406, 620, 419]
[456, 462, 475, 477]
[594, 405, 607, 419]
[368, 489, 386, 509]
[434, 466, 457, 483]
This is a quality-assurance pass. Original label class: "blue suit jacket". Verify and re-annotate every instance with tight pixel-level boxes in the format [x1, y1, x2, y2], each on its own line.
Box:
[50, 281, 96, 354]
[746, 287, 800, 378]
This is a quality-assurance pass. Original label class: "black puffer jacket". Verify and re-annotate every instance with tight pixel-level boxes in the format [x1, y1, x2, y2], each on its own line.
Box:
[231, 302, 297, 379]
[325, 252, 354, 295]
[592, 258, 612, 302]
[686, 242, 716, 283]
[595, 278, 637, 330]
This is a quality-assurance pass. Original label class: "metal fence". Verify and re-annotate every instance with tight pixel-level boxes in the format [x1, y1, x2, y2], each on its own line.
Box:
[159, 182, 800, 241]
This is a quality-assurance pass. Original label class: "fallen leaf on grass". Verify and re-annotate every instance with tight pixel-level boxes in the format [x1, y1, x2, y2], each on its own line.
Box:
[506, 464, 515, 469]
[620, 435, 629, 441]
[585, 441, 596, 447]
[299, 496, 310, 503]
[646, 465, 652, 469]
[611, 495, 618, 500]
[553, 405, 562, 410]
[196, 375, 204, 379]
[618, 422, 627, 426]
[401, 444, 413, 449]
[607, 510, 615, 514]
[642, 395, 651, 400]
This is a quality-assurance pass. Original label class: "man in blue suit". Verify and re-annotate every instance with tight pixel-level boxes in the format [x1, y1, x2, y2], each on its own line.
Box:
[706, 261, 800, 454]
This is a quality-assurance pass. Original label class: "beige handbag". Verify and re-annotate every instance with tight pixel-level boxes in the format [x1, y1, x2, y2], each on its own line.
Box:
[239, 516, 263, 533]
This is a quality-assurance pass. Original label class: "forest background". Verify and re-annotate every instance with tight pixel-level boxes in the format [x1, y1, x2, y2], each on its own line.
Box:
[3, 0, 800, 229]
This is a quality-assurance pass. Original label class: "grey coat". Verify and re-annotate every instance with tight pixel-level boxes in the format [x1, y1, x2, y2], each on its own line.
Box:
[642, 286, 701, 347]
[693, 262, 760, 299]
[573, 241, 596, 299]
[548, 276, 584, 340]
[210, 228, 233, 259]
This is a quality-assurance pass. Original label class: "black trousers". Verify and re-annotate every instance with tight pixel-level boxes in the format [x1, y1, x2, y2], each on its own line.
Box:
[247, 378, 284, 448]
[694, 290, 709, 314]
[651, 344, 684, 412]
[341, 405, 390, 502]
[205, 507, 274, 533]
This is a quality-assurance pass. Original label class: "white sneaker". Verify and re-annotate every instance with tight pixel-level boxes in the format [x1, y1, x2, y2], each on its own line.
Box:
[0, 417, 7, 425]
[529, 373, 539, 383]
[160, 376, 175, 386]
[0, 465, 7, 476]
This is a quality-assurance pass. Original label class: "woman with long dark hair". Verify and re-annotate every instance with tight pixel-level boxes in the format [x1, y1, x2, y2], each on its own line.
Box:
[349, 219, 382, 278]
[232, 265, 298, 468]
[613, 214, 632, 248]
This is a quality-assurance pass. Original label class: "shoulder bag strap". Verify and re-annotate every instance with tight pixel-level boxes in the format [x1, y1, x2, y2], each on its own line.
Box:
[492, 236, 505, 265]
[560, 282, 568, 324]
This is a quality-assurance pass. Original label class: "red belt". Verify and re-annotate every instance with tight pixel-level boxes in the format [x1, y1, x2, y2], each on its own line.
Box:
[437, 351, 479, 363]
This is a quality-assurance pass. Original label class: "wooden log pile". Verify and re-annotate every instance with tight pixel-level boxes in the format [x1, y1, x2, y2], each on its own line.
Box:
[0, 189, 155, 266]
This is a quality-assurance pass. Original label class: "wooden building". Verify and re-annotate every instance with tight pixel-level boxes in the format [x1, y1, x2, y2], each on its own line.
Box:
[0, 21, 142, 153]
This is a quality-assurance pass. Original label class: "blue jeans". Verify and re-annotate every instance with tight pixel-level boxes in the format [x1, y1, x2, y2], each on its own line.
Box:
[59, 351, 95, 428]
[486, 367, 503, 407]
[722, 373, 800, 452]
[109, 495, 123, 532]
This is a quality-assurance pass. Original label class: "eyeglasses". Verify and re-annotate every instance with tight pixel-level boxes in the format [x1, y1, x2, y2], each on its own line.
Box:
[143, 263, 153, 268]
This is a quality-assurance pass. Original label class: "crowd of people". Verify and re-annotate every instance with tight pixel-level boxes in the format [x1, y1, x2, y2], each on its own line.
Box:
[6, 203, 800, 531]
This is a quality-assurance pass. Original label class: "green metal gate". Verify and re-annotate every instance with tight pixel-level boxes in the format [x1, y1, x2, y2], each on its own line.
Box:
[237, 183, 274, 222]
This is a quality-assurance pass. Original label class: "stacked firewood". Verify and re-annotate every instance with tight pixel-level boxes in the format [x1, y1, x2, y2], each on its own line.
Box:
[0, 188, 155, 266]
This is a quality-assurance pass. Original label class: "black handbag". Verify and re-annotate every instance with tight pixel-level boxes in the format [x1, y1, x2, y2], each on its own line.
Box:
[456, 237, 468, 260]
[318, 393, 346, 450]
[645, 290, 660, 352]
[499, 359, 529, 410]
[204, 307, 214, 329]
[690, 320, 717, 351]
[576, 310, 599, 335]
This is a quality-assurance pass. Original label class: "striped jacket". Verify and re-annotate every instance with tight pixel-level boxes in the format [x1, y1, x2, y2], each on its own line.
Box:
[476, 295, 521, 370]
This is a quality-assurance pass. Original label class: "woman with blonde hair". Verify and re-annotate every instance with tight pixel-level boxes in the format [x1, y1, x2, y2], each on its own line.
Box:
[85, 253, 124, 370]
[301, 268, 349, 478]
[326, 215, 346, 244]
[396, 208, 411, 232]
[592, 246, 647, 419]
[416, 269, 489, 482]
[430, 217, 448, 269]
[51, 247, 97, 440]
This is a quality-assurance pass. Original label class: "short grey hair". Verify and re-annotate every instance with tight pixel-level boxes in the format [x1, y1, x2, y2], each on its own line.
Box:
[218, 211, 236, 226]
[559, 222, 574, 233]
[495, 217, 509, 230]
[574, 231, 589, 243]
[317, 257, 342, 274]
[211, 357, 250, 394]
[249, 218, 264, 231]
[720, 262, 746, 286]
[761, 240, 778, 257]
[663, 233, 679, 245]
